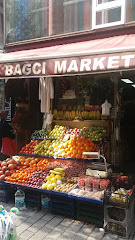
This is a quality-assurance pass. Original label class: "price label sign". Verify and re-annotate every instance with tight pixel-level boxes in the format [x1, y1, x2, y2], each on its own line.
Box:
[82, 152, 100, 160]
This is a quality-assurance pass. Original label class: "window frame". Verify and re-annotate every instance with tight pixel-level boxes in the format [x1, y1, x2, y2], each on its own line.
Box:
[92, 0, 126, 29]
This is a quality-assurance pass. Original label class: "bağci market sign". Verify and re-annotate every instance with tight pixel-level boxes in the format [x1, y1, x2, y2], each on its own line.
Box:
[0, 52, 135, 78]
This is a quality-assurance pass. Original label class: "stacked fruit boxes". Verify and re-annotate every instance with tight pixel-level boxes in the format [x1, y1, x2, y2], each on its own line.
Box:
[104, 188, 134, 238]
[25, 189, 42, 210]
[50, 193, 76, 218]
[0, 182, 15, 203]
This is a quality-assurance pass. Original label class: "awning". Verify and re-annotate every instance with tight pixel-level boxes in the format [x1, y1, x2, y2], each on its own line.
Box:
[1, 34, 135, 78]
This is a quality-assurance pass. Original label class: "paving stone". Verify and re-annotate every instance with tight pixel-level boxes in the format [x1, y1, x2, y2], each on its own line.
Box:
[47, 229, 63, 239]
[26, 211, 45, 224]
[45, 216, 63, 229]
[74, 233, 88, 240]
[90, 231, 104, 240]
[102, 233, 118, 240]
[41, 212, 55, 221]
[87, 237, 97, 240]
[28, 219, 47, 233]
[67, 221, 84, 233]
[19, 209, 38, 218]
[55, 224, 68, 232]
[29, 226, 52, 240]
[77, 224, 95, 236]
[15, 216, 27, 227]
[118, 238, 127, 240]
[59, 231, 76, 240]
[16, 222, 32, 235]
[60, 218, 74, 227]
[19, 230, 34, 240]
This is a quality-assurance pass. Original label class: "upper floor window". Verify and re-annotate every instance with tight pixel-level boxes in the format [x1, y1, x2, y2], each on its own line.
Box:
[0, 0, 3, 49]
[92, 0, 126, 29]
[4, 0, 135, 45]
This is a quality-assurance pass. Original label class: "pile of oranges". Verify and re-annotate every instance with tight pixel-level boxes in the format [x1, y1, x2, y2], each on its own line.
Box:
[54, 136, 98, 159]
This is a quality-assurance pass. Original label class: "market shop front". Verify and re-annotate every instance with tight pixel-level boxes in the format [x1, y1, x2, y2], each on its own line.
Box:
[0, 33, 135, 238]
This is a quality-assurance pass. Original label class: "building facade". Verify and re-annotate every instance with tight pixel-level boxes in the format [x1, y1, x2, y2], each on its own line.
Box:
[3, 0, 135, 52]
[1, 0, 135, 168]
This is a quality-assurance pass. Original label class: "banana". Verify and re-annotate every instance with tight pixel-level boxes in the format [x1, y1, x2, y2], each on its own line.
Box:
[50, 170, 62, 175]
[54, 168, 65, 173]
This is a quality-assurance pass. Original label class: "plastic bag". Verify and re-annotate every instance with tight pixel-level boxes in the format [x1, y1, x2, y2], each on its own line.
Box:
[1, 137, 17, 156]
[0, 206, 19, 240]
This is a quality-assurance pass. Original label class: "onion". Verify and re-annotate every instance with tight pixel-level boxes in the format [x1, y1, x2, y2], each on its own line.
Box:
[1, 162, 7, 167]
[16, 160, 21, 166]
[8, 164, 14, 170]
[0, 170, 3, 175]
[5, 170, 11, 176]
[7, 160, 14, 165]
[13, 164, 17, 169]
[0, 175, 5, 180]
[2, 166, 8, 172]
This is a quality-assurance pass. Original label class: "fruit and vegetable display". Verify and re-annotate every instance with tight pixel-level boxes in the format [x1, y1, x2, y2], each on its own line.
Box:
[54, 183, 77, 193]
[48, 125, 66, 139]
[19, 140, 40, 154]
[79, 126, 107, 141]
[78, 176, 110, 191]
[31, 128, 50, 139]
[105, 222, 126, 235]
[32, 136, 98, 159]
[42, 167, 65, 190]
[0, 158, 22, 180]
[109, 188, 131, 205]
[53, 109, 101, 120]
[25, 170, 49, 188]
[69, 189, 104, 200]
[4, 157, 50, 185]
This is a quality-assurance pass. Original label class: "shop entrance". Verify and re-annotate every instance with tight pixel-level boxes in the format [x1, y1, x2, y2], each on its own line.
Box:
[119, 73, 135, 172]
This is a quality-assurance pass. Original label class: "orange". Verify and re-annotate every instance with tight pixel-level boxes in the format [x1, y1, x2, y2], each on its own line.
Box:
[77, 150, 82, 155]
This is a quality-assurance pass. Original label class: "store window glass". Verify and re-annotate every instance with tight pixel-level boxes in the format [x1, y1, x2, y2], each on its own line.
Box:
[126, 0, 135, 22]
[0, 0, 3, 49]
[5, 0, 49, 43]
[5, 0, 92, 44]
[5, 0, 135, 44]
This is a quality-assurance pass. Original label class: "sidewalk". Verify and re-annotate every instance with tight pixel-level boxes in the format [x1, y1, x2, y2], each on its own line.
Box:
[1, 201, 133, 240]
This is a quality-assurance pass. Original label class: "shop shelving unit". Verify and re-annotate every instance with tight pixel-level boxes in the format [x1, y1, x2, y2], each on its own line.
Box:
[104, 188, 134, 238]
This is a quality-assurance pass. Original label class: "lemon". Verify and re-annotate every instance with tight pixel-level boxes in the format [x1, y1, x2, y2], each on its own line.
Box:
[47, 184, 54, 190]
[55, 175, 62, 180]
[46, 176, 52, 181]
[50, 173, 55, 178]
[42, 183, 47, 189]
[51, 177, 57, 183]
[52, 183, 56, 188]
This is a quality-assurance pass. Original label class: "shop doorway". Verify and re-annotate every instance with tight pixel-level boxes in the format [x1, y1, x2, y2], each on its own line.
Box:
[119, 75, 135, 172]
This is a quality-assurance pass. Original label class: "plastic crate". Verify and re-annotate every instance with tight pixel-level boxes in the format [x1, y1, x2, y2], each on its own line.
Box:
[104, 188, 134, 208]
[76, 200, 104, 227]
[0, 182, 16, 203]
[104, 217, 134, 238]
[25, 189, 41, 209]
[50, 195, 76, 218]
[104, 202, 134, 226]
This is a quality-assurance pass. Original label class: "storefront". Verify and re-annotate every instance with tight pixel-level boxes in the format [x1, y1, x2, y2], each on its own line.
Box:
[0, 33, 135, 238]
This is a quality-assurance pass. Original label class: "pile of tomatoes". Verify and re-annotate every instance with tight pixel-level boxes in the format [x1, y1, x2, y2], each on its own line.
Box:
[19, 140, 40, 154]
